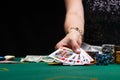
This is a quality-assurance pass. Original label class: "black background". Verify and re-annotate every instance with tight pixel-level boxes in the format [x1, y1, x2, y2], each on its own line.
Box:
[0, 0, 66, 56]
[2, 0, 120, 57]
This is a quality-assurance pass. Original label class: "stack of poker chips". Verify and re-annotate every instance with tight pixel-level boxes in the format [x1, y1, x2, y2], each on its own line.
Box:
[102, 44, 115, 63]
[96, 53, 111, 65]
[115, 51, 120, 63]
[95, 44, 115, 65]
[115, 46, 120, 63]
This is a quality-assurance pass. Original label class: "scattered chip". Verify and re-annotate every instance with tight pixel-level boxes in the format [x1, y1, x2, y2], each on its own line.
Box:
[48, 62, 62, 65]
[4, 55, 15, 60]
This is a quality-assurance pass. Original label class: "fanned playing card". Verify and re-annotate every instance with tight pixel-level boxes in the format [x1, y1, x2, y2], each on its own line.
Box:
[80, 48, 94, 64]
[65, 53, 78, 65]
[49, 47, 94, 65]
[49, 47, 74, 63]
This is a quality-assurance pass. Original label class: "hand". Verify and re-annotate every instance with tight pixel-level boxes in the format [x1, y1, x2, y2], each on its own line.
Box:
[55, 30, 83, 54]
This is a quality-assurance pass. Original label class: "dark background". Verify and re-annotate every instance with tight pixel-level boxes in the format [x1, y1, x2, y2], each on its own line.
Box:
[2, 0, 120, 57]
[0, 0, 66, 56]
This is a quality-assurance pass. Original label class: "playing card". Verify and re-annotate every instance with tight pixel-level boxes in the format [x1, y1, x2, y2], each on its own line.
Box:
[80, 53, 90, 64]
[62, 48, 86, 65]
[72, 54, 85, 65]
[67, 48, 94, 65]
[49, 47, 74, 63]
[65, 53, 78, 65]
[63, 54, 85, 65]
[49, 47, 94, 65]
[80, 48, 94, 64]
[76, 54, 84, 64]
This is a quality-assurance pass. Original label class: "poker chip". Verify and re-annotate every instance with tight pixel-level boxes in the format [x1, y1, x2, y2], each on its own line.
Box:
[0, 56, 5, 61]
[4, 55, 15, 60]
[48, 62, 62, 65]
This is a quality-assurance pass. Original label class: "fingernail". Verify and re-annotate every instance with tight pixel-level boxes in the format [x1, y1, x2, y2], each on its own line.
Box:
[75, 49, 81, 53]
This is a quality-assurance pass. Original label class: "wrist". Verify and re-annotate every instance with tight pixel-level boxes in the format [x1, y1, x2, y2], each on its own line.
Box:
[65, 27, 84, 41]
[67, 27, 83, 36]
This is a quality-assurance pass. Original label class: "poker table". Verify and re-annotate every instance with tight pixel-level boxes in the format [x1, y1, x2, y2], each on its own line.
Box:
[0, 58, 120, 80]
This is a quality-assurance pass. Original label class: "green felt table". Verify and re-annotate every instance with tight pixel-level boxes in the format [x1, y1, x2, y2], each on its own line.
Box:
[0, 58, 120, 80]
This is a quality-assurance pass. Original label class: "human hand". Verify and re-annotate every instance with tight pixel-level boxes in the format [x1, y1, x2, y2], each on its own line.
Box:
[55, 30, 83, 54]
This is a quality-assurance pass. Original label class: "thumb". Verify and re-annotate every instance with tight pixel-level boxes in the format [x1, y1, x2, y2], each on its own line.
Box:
[74, 48, 81, 54]
[71, 40, 81, 54]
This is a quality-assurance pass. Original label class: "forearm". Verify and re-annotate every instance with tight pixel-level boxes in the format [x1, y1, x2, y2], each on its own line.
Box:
[64, 12, 84, 35]
[64, 0, 84, 35]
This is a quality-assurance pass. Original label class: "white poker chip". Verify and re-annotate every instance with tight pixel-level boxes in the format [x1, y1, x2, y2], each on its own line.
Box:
[4, 55, 15, 60]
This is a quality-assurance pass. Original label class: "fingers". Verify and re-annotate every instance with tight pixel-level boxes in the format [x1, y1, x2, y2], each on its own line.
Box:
[55, 32, 82, 54]
[71, 40, 81, 54]
[55, 39, 66, 49]
[55, 40, 81, 54]
[55, 42, 63, 50]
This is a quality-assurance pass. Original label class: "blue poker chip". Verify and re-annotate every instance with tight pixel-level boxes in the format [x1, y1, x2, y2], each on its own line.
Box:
[0, 56, 5, 61]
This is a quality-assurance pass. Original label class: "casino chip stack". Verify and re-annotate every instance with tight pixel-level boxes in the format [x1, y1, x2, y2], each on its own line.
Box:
[95, 44, 114, 65]
[96, 53, 111, 65]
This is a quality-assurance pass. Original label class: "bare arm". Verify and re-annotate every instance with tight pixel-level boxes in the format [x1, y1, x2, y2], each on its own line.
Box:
[64, 0, 84, 35]
[55, 0, 85, 53]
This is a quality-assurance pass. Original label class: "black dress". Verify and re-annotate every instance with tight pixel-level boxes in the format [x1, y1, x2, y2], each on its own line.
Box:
[83, 0, 120, 46]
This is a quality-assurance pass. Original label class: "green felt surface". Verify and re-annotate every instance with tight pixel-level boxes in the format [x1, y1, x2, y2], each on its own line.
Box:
[0, 59, 120, 80]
